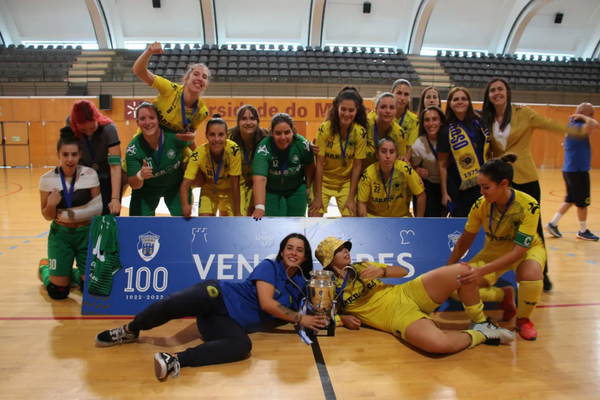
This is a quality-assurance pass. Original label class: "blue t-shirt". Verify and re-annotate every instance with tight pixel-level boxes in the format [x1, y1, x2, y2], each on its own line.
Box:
[563, 121, 591, 172]
[220, 259, 307, 331]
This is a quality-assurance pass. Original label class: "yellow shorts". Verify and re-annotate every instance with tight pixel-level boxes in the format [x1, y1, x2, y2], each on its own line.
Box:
[469, 244, 546, 287]
[312, 180, 353, 216]
[218, 185, 250, 216]
[388, 276, 440, 340]
[199, 189, 234, 216]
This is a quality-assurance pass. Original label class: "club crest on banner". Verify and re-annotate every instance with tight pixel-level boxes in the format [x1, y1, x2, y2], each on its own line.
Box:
[448, 231, 468, 259]
[137, 232, 161, 261]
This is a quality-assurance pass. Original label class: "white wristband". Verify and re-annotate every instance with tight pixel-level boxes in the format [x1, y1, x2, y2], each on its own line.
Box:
[255, 204, 265, 211]
[136, 170, 144, 180]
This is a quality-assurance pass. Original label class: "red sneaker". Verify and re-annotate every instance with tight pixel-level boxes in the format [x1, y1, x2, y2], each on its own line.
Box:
[497, 286, 517, 321]
[516, 318, 537, 341]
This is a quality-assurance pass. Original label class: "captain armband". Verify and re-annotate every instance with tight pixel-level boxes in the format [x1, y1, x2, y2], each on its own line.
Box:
[107, 155, 122, 165]
[58, 195, 103, 223]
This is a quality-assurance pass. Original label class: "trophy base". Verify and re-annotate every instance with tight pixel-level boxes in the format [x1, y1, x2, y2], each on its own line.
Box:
[307, 322, 335, 337]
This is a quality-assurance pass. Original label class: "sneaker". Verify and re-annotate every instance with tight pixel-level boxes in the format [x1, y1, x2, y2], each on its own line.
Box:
[154, 352, 180, 380]
[577, 230, 599, 241]
[497, 286, 517, 321]
[516, 318, 537, 341]
[545, 223, 562, 238]
[38, 258, 48, 282]
[543, 273, 553, 293]
[95, 325, 138, 347]
[469, 318, 515, 345]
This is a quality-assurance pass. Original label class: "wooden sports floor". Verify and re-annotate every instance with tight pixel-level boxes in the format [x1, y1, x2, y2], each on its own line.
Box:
[1, 168, 599, 400]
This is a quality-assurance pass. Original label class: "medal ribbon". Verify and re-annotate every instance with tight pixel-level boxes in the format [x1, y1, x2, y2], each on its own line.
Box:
[180, 92, 199, 131]
[149, 129, 163, 170]
[339, 126, 351, 164]
[425, 135, 438, 160]
[379, 166, 395, 205]
[83, 135, 95, 164]
[489, 190, 515, 237]
[59, 166, 77, 208]
[210, 149, 224, 187]
[274, 143, 291, 182]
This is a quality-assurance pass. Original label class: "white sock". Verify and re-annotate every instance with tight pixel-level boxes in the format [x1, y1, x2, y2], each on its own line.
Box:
[550, 212, 563, 226]
[580, 221, 587, 232]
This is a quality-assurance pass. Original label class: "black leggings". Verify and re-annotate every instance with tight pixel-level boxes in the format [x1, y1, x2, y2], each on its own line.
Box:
[414, 180, 445, 217]
[128, 280, 252, 368]
[512, 181, 549, 276]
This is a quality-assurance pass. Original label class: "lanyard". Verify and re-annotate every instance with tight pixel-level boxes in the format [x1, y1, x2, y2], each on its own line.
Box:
[335, 267, 352, 300]
[457, 120, 476, 142]
[373, 123, 390, 151]
[274, 143, 291, 183]
[489, 190, 515, 237]
[150, 129, 163, 170]
[398, 109, 407, 127]
[59, 167, 77, 208]
[209, 149, 224, 187]
[241, 142, 252, 170]
[425, 135, 438, 159]
[339, 126, 351, 164]
[379, 166, 395, 205]
[83, 135, 95, 163]
[180, 92, 199, 131]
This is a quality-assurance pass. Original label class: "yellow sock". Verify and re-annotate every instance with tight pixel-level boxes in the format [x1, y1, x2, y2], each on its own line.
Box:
[464, 330, 486, 348]
[517, 280, 543, 319]
[463, 300, 486, 324]
[479, 286, 505, 302]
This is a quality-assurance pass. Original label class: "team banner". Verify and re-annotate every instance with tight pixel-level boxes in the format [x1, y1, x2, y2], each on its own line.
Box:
[82, 217, 497, 316]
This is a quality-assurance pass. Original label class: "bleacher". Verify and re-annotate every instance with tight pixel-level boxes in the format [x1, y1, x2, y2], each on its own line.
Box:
[0, 44, 81, 82]
[438, 51, 600, 93]
[145, 44, 420, 85]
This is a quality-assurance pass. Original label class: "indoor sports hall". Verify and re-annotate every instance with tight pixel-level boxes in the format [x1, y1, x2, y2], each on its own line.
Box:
[1, 1, 600, 399]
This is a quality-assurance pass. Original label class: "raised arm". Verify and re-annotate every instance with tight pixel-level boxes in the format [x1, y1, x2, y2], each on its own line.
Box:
[132, 42, 163, 86]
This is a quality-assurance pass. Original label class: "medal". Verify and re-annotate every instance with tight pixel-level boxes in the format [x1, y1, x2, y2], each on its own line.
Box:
[339, 126, 351, 168]
[92, 163, 99, 170]
[180, 92, 199, 131]
[59, 166, 77, 208]
[273, 139, 291, 187]
[209, 149, 224, 193]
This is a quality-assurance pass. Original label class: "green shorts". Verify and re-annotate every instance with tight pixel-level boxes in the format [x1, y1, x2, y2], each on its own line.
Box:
[129, 186, 190, 216]
[266, 184, 307, 217]
[47, 221, 91, 277]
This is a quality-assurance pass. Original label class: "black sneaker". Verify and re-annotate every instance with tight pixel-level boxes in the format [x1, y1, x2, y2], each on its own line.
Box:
[543, 273, 553, 293]
[154, 352, 180, 380]
[95, 325, 138, 347]
[545, 223, 562, 238]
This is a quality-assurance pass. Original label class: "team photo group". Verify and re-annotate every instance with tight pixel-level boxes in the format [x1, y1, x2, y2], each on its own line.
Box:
[38, 41, 598, 381]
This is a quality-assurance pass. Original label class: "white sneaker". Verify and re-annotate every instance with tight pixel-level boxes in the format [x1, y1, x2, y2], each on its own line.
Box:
[469, 318, 515, 345]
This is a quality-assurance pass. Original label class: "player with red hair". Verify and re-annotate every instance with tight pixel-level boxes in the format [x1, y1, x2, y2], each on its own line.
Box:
[67, 100, 123, 215]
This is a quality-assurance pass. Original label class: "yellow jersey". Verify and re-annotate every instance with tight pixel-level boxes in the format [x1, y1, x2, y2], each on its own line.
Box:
[316, 121, 367, 187]
[465, 189, 544, 259]
[358, 160, 424, 217]
[336, 262, 397, 331]
[365, 111, 407, 170]
[394, 109, 419, 146]
[150, 75, 209, 133]
[184, 139, 242, 192]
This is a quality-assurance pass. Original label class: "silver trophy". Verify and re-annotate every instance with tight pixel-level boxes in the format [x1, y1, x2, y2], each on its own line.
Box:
[306, 270, 337, 336]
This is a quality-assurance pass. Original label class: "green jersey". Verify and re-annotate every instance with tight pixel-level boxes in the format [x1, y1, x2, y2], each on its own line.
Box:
[252, 135, 314, 196]
[125, 128, 190, 192]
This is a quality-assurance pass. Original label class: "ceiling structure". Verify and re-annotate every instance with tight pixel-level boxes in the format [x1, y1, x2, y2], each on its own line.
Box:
[0, 0, 598, 58]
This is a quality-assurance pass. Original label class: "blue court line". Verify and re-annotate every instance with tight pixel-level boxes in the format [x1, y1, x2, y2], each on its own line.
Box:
[22, 240, 29, 244]
[9, 246, 17, 250]
[587, 261, 597, 265]
[550, 247, 558, 250]
[566, 253, 576, 257]
[0, 231, 49, 239]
